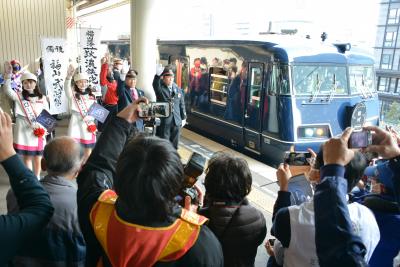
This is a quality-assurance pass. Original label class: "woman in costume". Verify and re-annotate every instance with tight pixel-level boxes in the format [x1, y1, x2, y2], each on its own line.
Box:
[3, 62, 49, 178]
[65, 64, 97, 161]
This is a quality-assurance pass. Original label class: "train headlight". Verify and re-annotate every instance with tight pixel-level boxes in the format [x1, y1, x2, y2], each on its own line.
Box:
[297, 126, 330, 139]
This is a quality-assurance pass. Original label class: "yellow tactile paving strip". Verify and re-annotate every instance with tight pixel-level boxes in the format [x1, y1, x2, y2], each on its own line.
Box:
[179, 128, 276, 214]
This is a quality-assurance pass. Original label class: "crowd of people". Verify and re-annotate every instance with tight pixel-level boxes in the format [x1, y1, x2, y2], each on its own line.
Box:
[0, 56, 399, 267]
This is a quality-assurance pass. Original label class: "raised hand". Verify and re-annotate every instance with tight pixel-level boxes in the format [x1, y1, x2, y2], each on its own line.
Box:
[364, 125, 400, 159]
[276, 163, 292, 191]
[67, 64, 75, 79]
[3, 61, 12, 76]
[156, 64, 164, 76]
[0, 111, 16, 161]
[117, 97, 149, 123]
[323, 127, 355, 166]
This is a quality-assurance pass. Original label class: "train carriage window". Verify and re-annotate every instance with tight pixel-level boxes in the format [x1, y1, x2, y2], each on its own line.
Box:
[209, 67, 229, 106]
[269, 64, 290, 95]
[349, 65, 376, 95]
[292, 65, 348, 96]
[249, 68, 262, 107]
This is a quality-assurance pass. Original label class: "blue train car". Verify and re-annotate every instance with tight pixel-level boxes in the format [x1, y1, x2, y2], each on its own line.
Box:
[157, 37, 379, 166]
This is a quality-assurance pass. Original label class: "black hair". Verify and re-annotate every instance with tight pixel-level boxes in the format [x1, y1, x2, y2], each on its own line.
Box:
[204, 152, 252, 203]
[73, 83, 95, 98]
[22, 81, 43, 100]
[315, 149, 367, 192]
[114, 136, 184, 221]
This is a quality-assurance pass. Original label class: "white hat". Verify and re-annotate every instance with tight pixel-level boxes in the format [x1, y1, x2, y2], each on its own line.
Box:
[21, 72, 37, 83]
[74, 72, 89, 82]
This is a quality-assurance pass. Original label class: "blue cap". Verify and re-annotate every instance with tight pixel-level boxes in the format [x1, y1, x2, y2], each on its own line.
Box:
[364, 161, 395, 191]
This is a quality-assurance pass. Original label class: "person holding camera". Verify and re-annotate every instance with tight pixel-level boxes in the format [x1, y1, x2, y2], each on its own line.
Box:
[77, 98, 223, 267]
[311, 127, 398, 267]
[199, 152, 267, 267]
[270, 141, 380, 266]
[153, 65, 186, 149]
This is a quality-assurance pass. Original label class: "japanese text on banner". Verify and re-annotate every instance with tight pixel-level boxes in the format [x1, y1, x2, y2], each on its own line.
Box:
[79, 28, 101, 91]
[41, 38, 68, 114]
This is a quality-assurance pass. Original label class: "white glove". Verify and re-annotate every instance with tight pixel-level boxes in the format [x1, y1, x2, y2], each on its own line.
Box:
[121, 61, 129, 75]
[156, 64, 164, 76]
[181, 119, 186, 128]
[3, 61, 12, 76]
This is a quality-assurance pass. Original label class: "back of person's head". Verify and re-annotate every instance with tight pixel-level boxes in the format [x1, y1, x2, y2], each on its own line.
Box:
[315, 149, 367, 192]
[204, 152, 252, 203]
[114, 136, 184, 221]
[43, 137, 82, 176]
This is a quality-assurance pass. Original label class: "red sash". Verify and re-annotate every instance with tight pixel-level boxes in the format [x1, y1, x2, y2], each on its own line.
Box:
[90, 190, 207, 267]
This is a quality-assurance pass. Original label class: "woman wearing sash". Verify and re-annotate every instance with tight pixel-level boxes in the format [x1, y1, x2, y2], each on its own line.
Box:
[65, 64, 97, 161]
[2, 62, 49, 178]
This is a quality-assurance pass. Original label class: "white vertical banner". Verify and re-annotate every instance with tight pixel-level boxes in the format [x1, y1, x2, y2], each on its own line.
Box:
[41, 38, 68, 114]
[79, 28, 101, 91]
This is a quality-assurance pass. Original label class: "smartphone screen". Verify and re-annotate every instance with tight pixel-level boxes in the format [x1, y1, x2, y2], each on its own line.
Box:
[349, 131, 371, 149]
[138, 102, 170, 118]
[269, 239, 275, 246]
[284, 152, 311, 166]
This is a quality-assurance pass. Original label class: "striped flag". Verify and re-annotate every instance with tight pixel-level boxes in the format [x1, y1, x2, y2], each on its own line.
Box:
[66, 16, 75, 29]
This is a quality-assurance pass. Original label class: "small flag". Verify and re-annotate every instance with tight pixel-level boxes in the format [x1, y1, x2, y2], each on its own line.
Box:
[66, 16, 75, 29]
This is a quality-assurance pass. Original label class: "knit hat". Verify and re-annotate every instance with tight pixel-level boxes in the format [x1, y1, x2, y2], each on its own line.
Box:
[21, 72, 37, 83]
[74, 72, 89, 82]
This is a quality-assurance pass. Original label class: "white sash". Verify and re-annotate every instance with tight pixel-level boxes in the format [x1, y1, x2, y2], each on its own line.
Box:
[73, 93, 90, 119]
[16, 93, 38, 126]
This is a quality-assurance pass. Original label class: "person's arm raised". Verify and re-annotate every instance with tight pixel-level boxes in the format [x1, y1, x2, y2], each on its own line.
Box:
[314, 128, 367, 267]
[0, 111, 53, 263]
[363, 125, 400, 159]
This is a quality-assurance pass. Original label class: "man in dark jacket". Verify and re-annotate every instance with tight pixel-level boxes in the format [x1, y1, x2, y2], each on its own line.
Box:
[0, 111, 54, 265]
[153, 65, 186, 149]
[77, 99, 223, 267]
[116, 69, 144, 131]
[7, 136, 86, 267]
[200, 152, 266, 267]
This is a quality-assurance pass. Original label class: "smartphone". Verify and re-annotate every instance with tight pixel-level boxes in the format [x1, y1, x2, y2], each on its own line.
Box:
[268, 239, 275, 246]
[284, 152, 312, 166]
[348, 130, 372, 149]
[138, 102, 171, 118]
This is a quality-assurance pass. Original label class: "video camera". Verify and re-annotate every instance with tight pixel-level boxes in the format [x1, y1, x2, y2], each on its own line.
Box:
[177, 152, 207, 206]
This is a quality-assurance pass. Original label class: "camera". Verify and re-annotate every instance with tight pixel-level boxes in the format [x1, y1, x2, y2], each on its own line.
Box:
[177, 152, 207, 206]
[348, 130, 372, 149]
[138, 102, 171, 118]
[284, 152, 312, 166]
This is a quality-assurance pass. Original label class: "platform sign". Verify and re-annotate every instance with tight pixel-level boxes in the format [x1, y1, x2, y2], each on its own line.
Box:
[41, 37, 68, 114]
[79, 28, 101, 91]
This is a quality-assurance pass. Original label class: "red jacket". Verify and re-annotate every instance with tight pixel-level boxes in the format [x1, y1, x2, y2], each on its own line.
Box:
[100, 63, 118, 105]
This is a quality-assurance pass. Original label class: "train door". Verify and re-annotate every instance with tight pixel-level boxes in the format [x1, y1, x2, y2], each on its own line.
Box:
[169, 56, 190, 112]
[243, 62, 264, 154]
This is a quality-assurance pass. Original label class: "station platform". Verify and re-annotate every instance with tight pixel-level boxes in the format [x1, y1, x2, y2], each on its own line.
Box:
[0, 119, 278, 266]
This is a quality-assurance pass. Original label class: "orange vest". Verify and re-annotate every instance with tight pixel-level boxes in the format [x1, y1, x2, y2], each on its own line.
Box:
[90, 190, 208, 267]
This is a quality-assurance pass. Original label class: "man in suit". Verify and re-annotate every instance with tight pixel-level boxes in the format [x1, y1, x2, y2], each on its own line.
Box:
[117, 70, 144, 131]
[152, 66, 186, 149]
